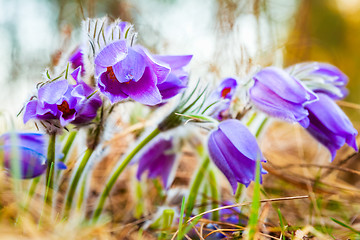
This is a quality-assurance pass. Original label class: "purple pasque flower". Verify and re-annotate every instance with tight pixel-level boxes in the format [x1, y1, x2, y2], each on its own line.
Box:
[0, 132, 66, 179]
[287, 62, 349, 100]
[204, 78, 238, 120]
[95, 40, 162, 105]
[95, 40, 192, 105]
[23, 67, 102, 127]
[135, 136, 177, 188]
[249, 66, 318, 128]
[207, 119, 266, 193]
[304, 93, 358, 160]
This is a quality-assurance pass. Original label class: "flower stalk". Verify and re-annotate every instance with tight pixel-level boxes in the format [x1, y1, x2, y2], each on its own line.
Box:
[63, 148, 93, 218]
[185, 155, 210, 218]
[92, 127, 161, 222]
[45, 133, 56, 206]
[208, 168, 219, 221]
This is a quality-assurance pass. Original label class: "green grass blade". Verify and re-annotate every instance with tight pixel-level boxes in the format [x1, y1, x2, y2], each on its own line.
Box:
[246, 159, 261, 239]
[177, 196, 186, 240]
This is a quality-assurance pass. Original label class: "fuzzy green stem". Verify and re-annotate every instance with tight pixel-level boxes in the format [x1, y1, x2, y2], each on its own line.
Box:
[92, 127, 161, 222]
[44, 133, 56, 206]
[199, 185, 208, 214]
[59, 131, 77, 163]
[76, 172, 88, 212]
[185, 156, 210, 218]
[208, 169, 219, 221]
[63, 148, 93, 218]
[56, 131, 77, 180]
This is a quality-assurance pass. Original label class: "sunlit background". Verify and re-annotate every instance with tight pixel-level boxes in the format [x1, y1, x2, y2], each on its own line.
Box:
[0, 0, 359, 126]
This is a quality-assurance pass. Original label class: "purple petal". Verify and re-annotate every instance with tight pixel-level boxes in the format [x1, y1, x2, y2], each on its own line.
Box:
[157, 73, 187, 100]
[154, 55, 193, 70]
[56, 161, 67, 170]
[208, 132, 239, 192]
[71, 67, 82, 83]
[136, 137, 176, 188]
[1, 132, 48, 179]
[119, 67, 162, 105]
[218, 119, 264, 161]
[98, 72, 128, 104]
[305, 93, 358, 160]
[94, 40, 128, 67]
[314, 63, 348, 85]
[69, 48, 85, 75]
[1, 132, 46, 156]
[254, 67, 317, 104]
[113, 48, 146, 83]
[38, 80, 69, 105]
[205, 78, 238, 120]
[208, 120, 266, 193]
[23, 100, 38, 123]
[250, 81, 310, 125]
[135, 46, 171, 84]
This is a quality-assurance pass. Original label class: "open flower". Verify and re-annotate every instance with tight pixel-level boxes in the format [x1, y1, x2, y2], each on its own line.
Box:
[23, 67, 102, 127]
[249, 66, 318, 127]
[0, 132, 66, 179]
[204, 77, 238, 120]
[95, 40, 192, 105]
[287, 62, 349, 100]
[135, 136, 177, 188]
[207, 119, 266, 192]
[304, 93, 358, 160]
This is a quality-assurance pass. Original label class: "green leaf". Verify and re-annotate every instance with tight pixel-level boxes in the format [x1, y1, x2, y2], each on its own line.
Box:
[177, 197, 186, 240]
[331, 217, 360, 235]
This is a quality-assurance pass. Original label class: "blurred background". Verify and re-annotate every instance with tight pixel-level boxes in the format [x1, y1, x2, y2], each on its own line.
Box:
[0, 0, 359, 128]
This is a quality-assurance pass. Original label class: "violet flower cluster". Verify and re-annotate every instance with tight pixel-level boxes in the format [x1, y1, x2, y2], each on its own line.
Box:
[249, 63, 358, 160]
[4, 17, 358, 228]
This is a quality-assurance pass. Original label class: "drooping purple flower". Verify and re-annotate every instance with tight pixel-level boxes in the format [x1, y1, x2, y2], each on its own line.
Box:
[204, 78, 238, 120]
[287, 62, 349, 100]
[23, 67, 102, 127]
[135, 136, 177, 188]
[0, 132, 66, 179]
[249, 67, 318, 128]
[69, 48, 85, 75]
[304, 93, 358, 160]
[94, 39, 192, 105]
[207, 119, 266, 193]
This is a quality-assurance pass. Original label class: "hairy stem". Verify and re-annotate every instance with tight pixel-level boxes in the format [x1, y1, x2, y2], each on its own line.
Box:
[63, 148, 93, 218]
[92, 127, 160, 222]
[185, 156, 210, 218]
[45, 133, 56, 206]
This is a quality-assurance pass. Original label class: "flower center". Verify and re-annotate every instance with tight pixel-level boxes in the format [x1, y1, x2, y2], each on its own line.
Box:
[106, 66, 132, 84]
[221, 87, 231, 98]
[57, 101, 75, 119]
[107, 66, 118, 81]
